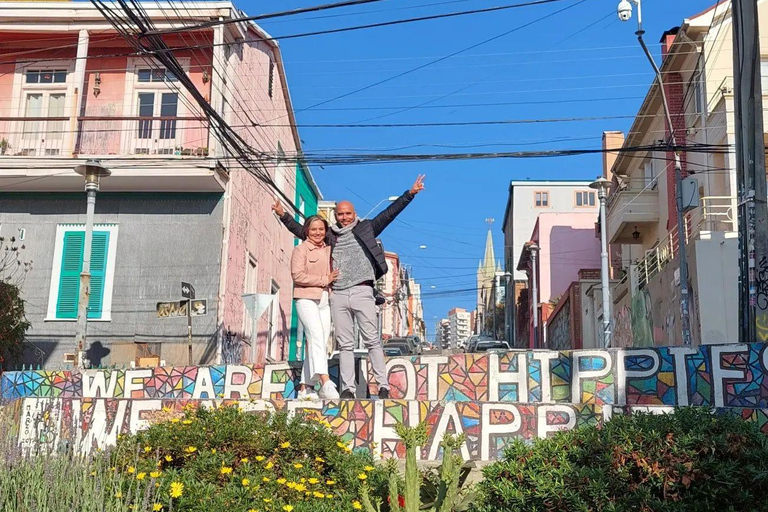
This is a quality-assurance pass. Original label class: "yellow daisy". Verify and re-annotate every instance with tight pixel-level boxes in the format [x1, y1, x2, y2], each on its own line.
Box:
[152, 504, 163, 511]
[220, 466, 233, 475]
[169, 482, 184, 498]
[352, 501, 363, 510]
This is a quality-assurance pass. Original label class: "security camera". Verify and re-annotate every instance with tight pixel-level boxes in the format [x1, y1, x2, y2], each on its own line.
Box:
[617, 0, 632, 21]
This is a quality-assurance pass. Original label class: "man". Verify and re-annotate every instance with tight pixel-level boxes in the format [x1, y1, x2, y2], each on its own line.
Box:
[272, 175, 425, 399]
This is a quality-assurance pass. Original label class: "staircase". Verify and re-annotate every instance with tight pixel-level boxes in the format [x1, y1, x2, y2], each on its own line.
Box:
[3, 343, 768, 461]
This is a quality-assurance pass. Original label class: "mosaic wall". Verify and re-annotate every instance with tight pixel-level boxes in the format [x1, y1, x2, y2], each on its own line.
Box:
[4, 343, 768, 408]
[9, 398, 604, 461]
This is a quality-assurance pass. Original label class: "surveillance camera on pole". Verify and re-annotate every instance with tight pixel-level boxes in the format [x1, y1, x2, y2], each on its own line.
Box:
[617, 0, 632, 21]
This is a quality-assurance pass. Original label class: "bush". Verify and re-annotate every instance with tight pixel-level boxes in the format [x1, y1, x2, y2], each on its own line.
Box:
[110, 405, 389, 512]
[475, 408, 768, 512]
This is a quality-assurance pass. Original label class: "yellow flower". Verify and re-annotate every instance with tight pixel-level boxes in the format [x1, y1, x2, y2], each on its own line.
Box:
[315, 456, 324, 463]
[171, 418, 180, 423]
[220, 466, 233, 475]
[283, 506, 294, 512]
[169, 481, 184, 498]
[211, 448, 217, 454]
[265, 461, 274, 470]
[182, 419, 192, 425]
[115, 491, 123, 498]
[326, 480, 336, 485]
[242, 478, 250, 486]
[293, 463, 303, 469]
[156, 460, 162, 467]
[165, 455, 173, 462]
[352, 501, 363, 510]
[90, 471, 96, 476]
[255, 455, 265, 462]
[110, 467, 116, 472]
[241, 457, 250, 463]
[280, 441, 291, 449]
[248, 509, 258, 512]
[295, 484, 307, 492]
[325, 494, 334, 499]
[336, 442, 347, 450]
[150, 471, 162, 478]
[127, 466, 136, 474]
[357, 473, 367, 481]
[184, 446, 197, 454]
[364, 466, 374, 472]
[263, 477, 271, 483]
[144, 446, 152, 453]
[276, 477, 286, 485]
[263, 498, 272, 503]
[136, 472, 146, 481]
[308, 478, 319, 485]
[153, 504, 163, 511]
[286, 482, 297, 489]
[313, 491, 325, 498]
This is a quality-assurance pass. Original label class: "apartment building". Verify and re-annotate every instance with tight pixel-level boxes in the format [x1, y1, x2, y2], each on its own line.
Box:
[448, 307, 471, 349]
[0, 2, 320, 368]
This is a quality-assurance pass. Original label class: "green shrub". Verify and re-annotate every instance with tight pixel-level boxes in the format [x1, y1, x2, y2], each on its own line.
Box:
[475, 408, 768, 512]
[110, 405, 388, 512]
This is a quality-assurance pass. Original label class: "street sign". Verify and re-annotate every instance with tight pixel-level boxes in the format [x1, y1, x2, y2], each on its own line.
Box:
[190, 299, 208, 317]
[157, 299, 207, 318]
[181, 281, 195, 300]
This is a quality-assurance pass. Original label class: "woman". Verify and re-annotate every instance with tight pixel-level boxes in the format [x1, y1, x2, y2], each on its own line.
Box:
[291, 215, 340, 400]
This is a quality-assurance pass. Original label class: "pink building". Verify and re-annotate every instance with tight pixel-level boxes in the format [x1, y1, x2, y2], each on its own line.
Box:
[517, 213, 601, 348]
[0, 2, 320, 368]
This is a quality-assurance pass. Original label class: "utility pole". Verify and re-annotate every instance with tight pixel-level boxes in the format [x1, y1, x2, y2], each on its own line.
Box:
[733, 0, 768, 343]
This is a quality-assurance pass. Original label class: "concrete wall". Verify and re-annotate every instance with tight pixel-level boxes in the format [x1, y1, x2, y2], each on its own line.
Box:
[0, 192, 224, 368]
[691, 232, 738, 344]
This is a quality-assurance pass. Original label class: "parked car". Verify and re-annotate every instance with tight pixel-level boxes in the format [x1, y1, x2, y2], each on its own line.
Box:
[387, 337, 421, 355]
[466, 335, 493, 353]
[383, 340, 411, 356]
[474, 340, 511, 353]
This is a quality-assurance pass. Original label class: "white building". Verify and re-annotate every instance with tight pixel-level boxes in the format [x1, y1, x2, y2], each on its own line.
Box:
[501, 181, 599, 346]
[448, 308, 472, 349]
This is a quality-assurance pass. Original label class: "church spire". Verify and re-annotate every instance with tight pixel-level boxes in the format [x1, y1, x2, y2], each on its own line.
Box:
[482, 218, 496, 277]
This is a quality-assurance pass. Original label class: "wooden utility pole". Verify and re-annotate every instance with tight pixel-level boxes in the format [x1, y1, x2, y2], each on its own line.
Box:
[733, 0, 768, 343]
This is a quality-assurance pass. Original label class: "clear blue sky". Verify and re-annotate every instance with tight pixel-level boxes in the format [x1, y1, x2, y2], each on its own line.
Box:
[250, 0, 713, 340]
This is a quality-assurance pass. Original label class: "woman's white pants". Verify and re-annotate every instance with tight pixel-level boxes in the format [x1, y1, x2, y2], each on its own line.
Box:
[295, 291, 331, 386]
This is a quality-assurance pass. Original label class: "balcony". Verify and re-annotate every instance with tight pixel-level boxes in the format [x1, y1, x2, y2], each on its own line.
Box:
[0, 115, 226, 192]
[606, 179, 660, 244]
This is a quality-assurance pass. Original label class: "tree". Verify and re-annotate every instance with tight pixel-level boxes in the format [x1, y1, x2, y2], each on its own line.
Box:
[0, 236, 32, 369]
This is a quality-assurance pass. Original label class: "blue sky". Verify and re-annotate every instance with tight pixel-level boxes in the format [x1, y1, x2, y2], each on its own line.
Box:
[251, 0, 713, 340]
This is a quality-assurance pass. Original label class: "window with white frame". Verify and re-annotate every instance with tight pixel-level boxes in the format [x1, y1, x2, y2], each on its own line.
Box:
[693, 62, 706, 116]
[267, 280, 280, 360]
[575, 190, 596, 208]
[242, 255, 258, 340]
[125, 59, 189, 155]
[644, 157, 657, 188]
[17, 68, 70, 156]
[46, 224, 119, 321]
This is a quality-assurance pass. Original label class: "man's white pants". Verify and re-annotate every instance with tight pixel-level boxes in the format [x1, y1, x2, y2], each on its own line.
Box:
[295, 291, 331, 387]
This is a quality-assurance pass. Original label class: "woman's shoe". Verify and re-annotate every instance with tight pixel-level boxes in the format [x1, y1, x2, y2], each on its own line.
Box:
[318, 380, 340, 400]
[297, 388, 319, 401]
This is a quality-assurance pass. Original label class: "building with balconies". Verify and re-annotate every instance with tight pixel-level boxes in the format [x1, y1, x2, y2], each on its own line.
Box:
[604, 2, 768, 347]
[0, 2, 321, 368]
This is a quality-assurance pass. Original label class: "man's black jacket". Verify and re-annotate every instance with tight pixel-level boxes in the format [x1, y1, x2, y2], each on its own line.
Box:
[279, 190, 415, 280]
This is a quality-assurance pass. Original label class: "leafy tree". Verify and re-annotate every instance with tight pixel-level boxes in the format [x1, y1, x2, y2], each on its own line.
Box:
[0, 236, 32, 369]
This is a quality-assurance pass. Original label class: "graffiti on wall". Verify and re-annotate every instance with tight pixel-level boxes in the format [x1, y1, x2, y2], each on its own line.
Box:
[11, 397, 603, 461]
[548, 300, 571, 350]
[613, 306, 632, 348]
[631, 288, 654, 347]
[5, 343, 768, 408]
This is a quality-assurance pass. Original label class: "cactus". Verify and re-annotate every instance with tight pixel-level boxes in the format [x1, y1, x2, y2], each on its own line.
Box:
[361, 421, 474, 512]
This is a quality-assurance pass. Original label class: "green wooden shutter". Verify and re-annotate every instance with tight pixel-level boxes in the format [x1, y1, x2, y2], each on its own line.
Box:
[56, 231, 85, 319]
[87, 231, 109, 319]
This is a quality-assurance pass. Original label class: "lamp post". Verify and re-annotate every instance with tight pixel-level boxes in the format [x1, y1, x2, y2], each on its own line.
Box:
[73, 160, 111, 368]
[362, 196, 399, 219]
[618, 0, 691, 346]
[590, 177, 613, 347]
[528, 243, 540, 348]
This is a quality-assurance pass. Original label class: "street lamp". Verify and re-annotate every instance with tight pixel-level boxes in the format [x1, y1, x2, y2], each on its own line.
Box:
[73, 159, 111, 368]
[528, 243, 540, 348]
[618, 0, 692, 345]
[362, 196, 399, 219]
[590, 177, 613, 347]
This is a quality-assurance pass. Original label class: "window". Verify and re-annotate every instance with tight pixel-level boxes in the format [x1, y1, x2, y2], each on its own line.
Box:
[575, 191, 596, 207]
[16, 67, 69, 156]
[534, 191, 549, 208]
[268, 57, 275, 98]
[46, 224, 119, 321]
[242, 255, 258, 340]
[126, 59, 189, 155]
[693, 64, 706, 115]
[643, 159, 657, 188]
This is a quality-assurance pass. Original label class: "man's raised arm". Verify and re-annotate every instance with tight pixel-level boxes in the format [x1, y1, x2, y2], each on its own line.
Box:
[370, 175, 425, 237]
[272, 198, 305, 240]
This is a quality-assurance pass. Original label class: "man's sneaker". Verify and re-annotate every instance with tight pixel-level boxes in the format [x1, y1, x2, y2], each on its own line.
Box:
[340, 390, 355, 400]
[318, 380, 340, 400]
[297, 388, 319, 401]
[377, 388, 390, 399]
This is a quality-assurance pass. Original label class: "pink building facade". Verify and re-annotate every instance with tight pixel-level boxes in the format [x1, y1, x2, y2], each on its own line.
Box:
[517, 213, 601, 348]
[0, 2, 318, 368]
